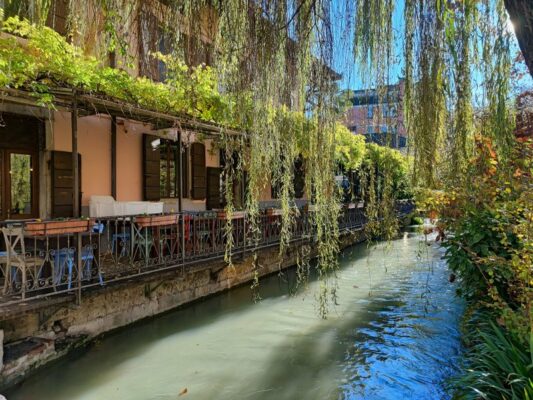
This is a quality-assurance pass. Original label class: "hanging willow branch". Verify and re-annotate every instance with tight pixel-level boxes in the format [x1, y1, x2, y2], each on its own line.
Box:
[0, 0, 520, 316]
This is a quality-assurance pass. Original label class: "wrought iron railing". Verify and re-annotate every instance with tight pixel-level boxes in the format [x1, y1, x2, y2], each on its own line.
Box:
[0, 202, 414, 307]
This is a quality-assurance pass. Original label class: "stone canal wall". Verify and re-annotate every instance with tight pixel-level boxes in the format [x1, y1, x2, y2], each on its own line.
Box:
[0, 231, 364, 390]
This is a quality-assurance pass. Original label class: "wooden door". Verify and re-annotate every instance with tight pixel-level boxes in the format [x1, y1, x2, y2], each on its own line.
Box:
[50, 151, 81, 218]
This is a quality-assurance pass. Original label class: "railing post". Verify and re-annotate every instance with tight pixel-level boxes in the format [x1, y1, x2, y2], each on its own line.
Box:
[181, 214, 185, 265]
[76, 231, 82, 305]
[243, 214, 247, 258]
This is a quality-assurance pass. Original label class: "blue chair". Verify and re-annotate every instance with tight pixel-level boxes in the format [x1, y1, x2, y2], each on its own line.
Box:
[111, 232, 130, 258]
[52, 248, 75, 288]
[93, 223, 105, 234]
[52, 247, 104, 290]
[81, 246, 104, 286]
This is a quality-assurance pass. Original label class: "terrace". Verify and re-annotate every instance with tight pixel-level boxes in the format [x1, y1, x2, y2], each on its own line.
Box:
[0, 201, 414, 311]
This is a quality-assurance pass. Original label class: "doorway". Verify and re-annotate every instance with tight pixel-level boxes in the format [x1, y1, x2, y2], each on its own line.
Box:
[1, 150, 39, 220]
[0, 113, 43, 220]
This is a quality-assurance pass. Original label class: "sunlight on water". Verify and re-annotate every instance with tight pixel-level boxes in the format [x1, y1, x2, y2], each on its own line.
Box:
[6, 233, 463, 400]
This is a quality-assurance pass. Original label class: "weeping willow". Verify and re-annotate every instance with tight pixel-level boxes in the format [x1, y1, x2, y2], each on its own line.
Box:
[448, 0, 475, 183]
[0, 0, 519, 316]
[480, 0, 515, 159]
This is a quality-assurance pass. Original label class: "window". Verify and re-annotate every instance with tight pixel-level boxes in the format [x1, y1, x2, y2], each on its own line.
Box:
[159, 141, 178, 198]
[366, 126, 374, 134]
[139, 8, 171, 82]
[181, 33, 214, 67]
[367, 106, 374, 119]
[45, 0, 69, 36]
[143, 137, 187, 200]
[270, 157, 305, 199]
[399, 136, 407, 148]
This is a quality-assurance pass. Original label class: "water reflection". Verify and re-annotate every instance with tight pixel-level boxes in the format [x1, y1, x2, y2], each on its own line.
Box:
[6, 234, 463, 400]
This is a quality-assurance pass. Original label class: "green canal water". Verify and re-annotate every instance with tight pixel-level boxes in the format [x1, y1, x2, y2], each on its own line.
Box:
[6, 233, 463, 400]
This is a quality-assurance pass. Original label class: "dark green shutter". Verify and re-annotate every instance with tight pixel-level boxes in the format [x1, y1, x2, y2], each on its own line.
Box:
[51, 151, 81, 218]
[191, 143, 206, 200]
[143, 134, 161, 201]
[294, 158, 305, 199]
[206, 167, 222, 210]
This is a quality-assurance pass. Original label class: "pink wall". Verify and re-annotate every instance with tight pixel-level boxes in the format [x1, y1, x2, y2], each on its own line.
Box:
[116, 122, 143, 201]
[53, 112, 112, 206]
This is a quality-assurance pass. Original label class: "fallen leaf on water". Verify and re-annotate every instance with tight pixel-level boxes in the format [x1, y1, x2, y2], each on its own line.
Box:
[179, 388, 188, 396]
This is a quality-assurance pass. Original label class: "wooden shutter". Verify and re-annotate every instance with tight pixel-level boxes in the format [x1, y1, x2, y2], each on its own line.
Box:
[143, 134, 160, 201]
[206, 167, 222, 210]
[51, 151, 81, 218]
[181, 146, 189, 198]
[294, 158, 305, 199]
[191, 143, 206, 200]
[46, 0, 69, 36]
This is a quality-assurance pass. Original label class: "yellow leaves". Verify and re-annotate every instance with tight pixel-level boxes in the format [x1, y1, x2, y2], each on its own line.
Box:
[334, 125, 367, 170]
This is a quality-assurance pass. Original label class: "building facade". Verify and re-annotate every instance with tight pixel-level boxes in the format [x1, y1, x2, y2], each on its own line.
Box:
[342, 80, 407, 150]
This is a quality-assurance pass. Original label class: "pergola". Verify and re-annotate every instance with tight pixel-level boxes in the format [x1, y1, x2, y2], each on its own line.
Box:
[1, 86, 245, 217]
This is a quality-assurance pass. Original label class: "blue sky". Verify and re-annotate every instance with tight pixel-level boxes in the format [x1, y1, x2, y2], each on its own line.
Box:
[330, 0, 533, 97]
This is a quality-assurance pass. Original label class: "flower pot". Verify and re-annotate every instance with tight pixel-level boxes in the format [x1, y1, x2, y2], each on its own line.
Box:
[135, 214, 178, 228]
[266, 208, 283, 216]
[25, 219, 92, 236]
[217, 210, 246, 220]
[304, 204, 317, 213]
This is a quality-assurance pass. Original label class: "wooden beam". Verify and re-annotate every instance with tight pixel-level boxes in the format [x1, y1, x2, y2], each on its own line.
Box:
[178, 130, 183, 213]
[72, 90, 80, 218]
[111, 115, 117, 199]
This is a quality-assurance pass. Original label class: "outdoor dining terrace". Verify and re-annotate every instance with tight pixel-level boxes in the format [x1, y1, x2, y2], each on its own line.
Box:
[0, 201, 413, 309]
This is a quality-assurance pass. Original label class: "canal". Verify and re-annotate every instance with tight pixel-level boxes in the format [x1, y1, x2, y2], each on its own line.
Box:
[6, 233, 463, 400]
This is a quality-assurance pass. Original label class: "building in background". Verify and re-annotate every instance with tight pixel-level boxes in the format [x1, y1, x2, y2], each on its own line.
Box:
[342, 80, 407, 150]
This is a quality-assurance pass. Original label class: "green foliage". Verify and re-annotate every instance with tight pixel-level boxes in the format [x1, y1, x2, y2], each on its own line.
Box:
[334, 124, 366, 171]
[453, 313, 533, 400]
[411, 216, 424, 225]
[442, 136, 532, 343]
[0, 16, 233, 123]
[444, 208, 522, 304]
[363, 143, 411, 200]
[438, 136, 532, 399]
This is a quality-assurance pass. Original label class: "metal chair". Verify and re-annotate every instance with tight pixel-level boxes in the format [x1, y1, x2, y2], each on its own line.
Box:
[1, 226, 46, 298]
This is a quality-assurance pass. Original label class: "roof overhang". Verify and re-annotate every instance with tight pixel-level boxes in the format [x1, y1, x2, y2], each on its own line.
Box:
[0, 87, 246, 138]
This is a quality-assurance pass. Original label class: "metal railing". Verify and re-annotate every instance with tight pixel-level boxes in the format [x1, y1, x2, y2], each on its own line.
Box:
[0, 202, 414, 307]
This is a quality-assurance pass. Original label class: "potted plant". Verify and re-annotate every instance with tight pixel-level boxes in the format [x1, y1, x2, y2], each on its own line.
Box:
[25, 218, 92, 236]
[217, 210, 247, 220]
[266, 208, 283, 216]
[135, 214, 179, 228]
